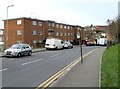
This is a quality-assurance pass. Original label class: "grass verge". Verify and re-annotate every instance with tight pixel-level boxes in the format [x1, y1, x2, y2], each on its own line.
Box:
[101, 44, 119, 88]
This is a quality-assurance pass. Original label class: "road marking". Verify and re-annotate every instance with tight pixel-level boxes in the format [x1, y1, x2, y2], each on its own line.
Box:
[7, 59, 15, 61]
[0, 68, 8, 72]
[21, 59, 43, 65]
[83, 48, 98, 58]
[35, 48, 99, 89]
[50, 53, 61, 58]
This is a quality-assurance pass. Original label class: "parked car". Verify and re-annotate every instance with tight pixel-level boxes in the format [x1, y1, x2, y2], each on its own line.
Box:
[86, 41, 94, 46]
[63, 41, 73, 49]
[45, 38, 64, 50]
[4, 43, 32, 57]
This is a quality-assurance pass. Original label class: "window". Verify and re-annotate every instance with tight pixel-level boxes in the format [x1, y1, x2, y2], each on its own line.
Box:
[32, 21, 37, 26]
[77, 27, 80, 30]
[17, 20, 22, 25]
[48, 32, 51, 36]
[52, 23, 54, 27]
[38, 22, 42, 26]
[64, 26, 66, 29]
[60, 25, 62, 28]
[56, 32, 59, 36]
[17, 30, 22, 35]
[32, 31, 37, 35]
[25, 44, 29, 48]
[48, 23, 51, 27]
[39, 40, 43, 43]
[33, 40, 37, 43]
[56, 24, 59, 28]
[16, 41, 21, 43]
[68, 33, 70, 36]
[60, 32, 63, 36]
[67, 26, 70, 29]
[64, 33, 67, 36]
[49, 23, 54, 27]
[71, 33, 74, 36]
[39, 31, 43, 36]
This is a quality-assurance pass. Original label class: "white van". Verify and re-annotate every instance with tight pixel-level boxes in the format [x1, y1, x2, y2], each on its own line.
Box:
[45, 38, 64, 50]
[97, 38, 107, 46]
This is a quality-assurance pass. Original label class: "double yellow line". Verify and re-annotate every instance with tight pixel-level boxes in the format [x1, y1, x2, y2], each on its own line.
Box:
[35, 48, 98, 89]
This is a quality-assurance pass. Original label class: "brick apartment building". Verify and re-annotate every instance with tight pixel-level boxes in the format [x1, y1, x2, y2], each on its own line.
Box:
[3, 17, 83, 49]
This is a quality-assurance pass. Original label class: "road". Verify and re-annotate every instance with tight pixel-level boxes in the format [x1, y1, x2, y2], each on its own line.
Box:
[2, 46, 100, 88]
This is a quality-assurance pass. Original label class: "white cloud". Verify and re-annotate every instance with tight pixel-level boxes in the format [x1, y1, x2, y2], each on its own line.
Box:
[0, 0, 118, 28]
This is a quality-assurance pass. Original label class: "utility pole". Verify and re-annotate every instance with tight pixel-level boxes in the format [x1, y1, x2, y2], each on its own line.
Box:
[77, 28, 83, 63]
[80, 31, 83, 63]
[6, 5, 14, 49]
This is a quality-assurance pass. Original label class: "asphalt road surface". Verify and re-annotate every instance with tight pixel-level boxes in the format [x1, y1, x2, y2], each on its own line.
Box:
[2, 46, 100, 88]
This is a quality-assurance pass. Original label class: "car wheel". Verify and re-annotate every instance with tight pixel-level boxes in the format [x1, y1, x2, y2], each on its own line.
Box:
[68, 46, 71, 49]
[28, 51, 32, 56]
[17, 53, 21, 58]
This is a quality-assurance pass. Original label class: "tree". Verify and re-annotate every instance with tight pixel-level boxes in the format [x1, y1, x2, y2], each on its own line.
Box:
[107, 18, 119, 44]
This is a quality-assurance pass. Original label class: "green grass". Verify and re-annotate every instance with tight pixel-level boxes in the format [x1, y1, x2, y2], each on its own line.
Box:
[101, 44, 119, 87]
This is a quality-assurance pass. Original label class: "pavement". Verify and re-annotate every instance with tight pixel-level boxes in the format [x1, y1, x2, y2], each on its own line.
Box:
[49, 47, 106, 88]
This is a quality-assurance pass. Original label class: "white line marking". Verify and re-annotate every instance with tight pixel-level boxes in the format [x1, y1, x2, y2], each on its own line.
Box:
[21, 59, 43, 65]
[83, 48, 98, 58]
[8, 59, 15, 61]
[50, 53, 61, 58]
[0, 68, 8, 72]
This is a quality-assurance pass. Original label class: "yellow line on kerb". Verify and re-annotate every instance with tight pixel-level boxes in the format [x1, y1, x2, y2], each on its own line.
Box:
[35, 48, 99, 89]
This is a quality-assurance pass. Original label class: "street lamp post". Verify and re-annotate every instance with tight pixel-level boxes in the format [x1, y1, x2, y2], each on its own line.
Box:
[6, 5, 14, 49]
[77, 27, 83, 63]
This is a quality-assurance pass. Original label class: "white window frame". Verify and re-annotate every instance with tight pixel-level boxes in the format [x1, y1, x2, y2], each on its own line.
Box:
[56, 24, 59, 28]
[64, 25, 66, 29]
[48, 32, 51, 36]
[68, 33, 70, 36]
[33, 40, 37, 43]
[60, 32, 63, 36]
[17, 30, 22, 35]
[32, 31, 37, 35]
[38, 22, 42, 26]
[17, 20, 22, 25]
[32, 21, 37, 26]
[39, 31, 43, 36]
[60, 25, 62, 28]
[67, 26, 70, 29]
[17, 41, 21, 43]
[52, 23, 54, 27]
[64, 33, 67, 36]
[56, 32, 59, 36]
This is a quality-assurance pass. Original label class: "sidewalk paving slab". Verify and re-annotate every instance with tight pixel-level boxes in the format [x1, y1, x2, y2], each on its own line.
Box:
[49, 47, 106, 87]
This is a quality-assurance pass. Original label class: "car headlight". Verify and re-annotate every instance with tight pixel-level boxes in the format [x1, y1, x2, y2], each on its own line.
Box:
[12, 51, 19, 55]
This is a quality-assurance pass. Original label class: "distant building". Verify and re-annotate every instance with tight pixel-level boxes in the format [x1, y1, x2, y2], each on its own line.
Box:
[0, 29, 4, 41]
[3, 17, 82, 49]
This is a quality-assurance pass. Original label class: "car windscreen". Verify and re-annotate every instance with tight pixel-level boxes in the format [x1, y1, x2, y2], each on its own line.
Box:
[11, 44, 22, 49]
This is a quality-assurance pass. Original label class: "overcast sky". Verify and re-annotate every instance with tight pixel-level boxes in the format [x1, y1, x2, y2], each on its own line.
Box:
[0, 0, 119, 29]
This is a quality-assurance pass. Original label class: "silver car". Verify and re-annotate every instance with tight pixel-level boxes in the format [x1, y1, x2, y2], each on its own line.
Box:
[4, 43, 32, 57]
[63, 41, 73, 49]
